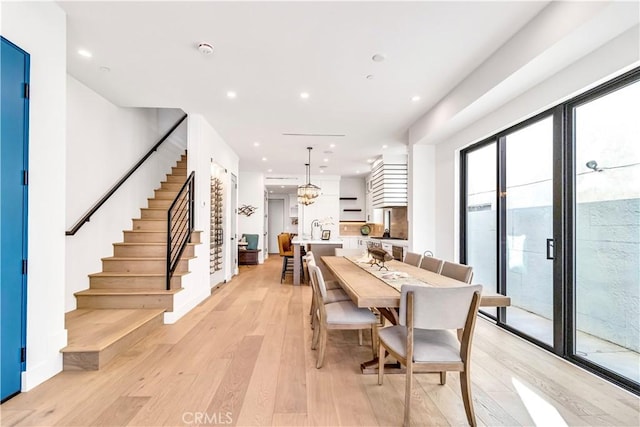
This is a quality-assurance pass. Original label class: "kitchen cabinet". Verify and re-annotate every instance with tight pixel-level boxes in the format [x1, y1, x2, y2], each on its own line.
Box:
[288, 194, 298, 217]
[357, 237, 369, 250]
[340, 236, 359, 249]
[365, 175, 383, 224]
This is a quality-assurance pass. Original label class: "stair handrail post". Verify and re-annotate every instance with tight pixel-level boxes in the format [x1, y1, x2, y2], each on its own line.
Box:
[166, 199, 174, 291]
[189, 175, 195, 232]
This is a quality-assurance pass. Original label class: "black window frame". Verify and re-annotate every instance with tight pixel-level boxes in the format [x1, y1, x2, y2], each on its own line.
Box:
[460, 66, 640, 395]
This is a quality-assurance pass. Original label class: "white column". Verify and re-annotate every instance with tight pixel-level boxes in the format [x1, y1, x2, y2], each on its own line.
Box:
[408, 144, 436, 255]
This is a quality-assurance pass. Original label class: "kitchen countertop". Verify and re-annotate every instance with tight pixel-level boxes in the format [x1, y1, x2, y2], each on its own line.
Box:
[291, 236, 344, 245]
[340, 236, 409, 246]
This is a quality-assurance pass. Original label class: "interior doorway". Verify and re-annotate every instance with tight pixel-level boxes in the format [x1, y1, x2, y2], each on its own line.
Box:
[230, 173, 238, 275]
[268, 199, 284, 254]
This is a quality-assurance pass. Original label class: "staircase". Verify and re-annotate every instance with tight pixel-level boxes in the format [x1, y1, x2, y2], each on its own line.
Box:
[63, 152, 200, 370]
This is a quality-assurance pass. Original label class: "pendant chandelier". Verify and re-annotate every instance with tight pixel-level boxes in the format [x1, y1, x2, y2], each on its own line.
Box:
[297, 147, 321, 205]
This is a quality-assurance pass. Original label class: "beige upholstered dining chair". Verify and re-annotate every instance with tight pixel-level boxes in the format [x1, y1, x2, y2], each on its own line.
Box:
[308, 264, 378, 368]
[403, 251, 422, 266]
[440, 261, 474, 284]
[305, 251, 341, 290]
[305, 253, 350, 330]
[419, 255, 444, 274]
[378, 284, 482, 427]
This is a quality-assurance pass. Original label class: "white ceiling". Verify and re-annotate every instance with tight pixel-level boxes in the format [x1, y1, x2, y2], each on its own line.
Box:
[60, 1, 550, 178]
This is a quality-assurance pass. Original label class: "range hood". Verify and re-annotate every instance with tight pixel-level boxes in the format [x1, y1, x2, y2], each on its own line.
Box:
[370, 155, 407, 208]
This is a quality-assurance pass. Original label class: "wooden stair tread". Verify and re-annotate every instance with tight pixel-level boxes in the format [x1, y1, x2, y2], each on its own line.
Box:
[89, 271, 189, 278]
[62, 309, 164, 352]
[101, 256, 196, 261]
[75, 288, 182, 296]
[113, 242, 196, 246]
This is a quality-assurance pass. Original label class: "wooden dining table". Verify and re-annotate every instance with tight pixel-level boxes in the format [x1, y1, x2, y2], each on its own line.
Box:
[321, 255, 511, 373]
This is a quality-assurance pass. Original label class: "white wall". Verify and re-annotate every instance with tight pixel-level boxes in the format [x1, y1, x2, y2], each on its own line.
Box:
[238, 172, 266, 263]
[65, 75, 186, 312]
[1, 1, 67, 391]
[407, 144, 436, 254]
[409, 1, 639, 147]
[339, 178, 366, 222]
[429, 26, 640, 261]
[169, 114, 239, 323]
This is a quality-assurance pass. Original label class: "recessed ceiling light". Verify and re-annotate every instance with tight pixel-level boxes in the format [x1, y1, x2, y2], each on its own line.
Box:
[329, 144, 336, 148]
[300, 92, 310, 99]
[356, 170, 361, 174]
[78, 49, 92, 58]
[323, 158, 329, 162]
[267, 169, 273, 172]
[227, 91, 237, 99]
[320, 169, 324, 173]
[411, 95, 421, 102]
[382, 144, 388, 149]
[372, 54, 386, 62]
[253, 141, 260, 147]
[261, 157, 267, 161]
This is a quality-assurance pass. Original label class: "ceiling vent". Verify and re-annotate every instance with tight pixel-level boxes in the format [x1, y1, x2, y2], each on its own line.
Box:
[282, 133, 345, 137]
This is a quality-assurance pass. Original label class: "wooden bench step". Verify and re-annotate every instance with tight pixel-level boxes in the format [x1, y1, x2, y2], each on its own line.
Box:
[62, 308, 164, 370]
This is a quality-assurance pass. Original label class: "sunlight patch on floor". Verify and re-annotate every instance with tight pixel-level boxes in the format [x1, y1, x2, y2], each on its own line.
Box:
[512, 377, 568, 427]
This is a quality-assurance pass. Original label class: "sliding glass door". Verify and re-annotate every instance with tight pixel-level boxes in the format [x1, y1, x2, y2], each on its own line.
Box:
[502, 116, 554, 346]
[462, 68, 639, 392]
[462, 142, 497, 318]
[571, 77, 640, 385]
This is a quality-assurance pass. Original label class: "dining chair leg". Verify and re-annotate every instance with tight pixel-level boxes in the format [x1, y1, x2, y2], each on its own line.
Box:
[440, 371, 447, 385]
[370, 326, 377, 358]
[311, 315, 320, 350]
[316, 325, 328, 369]
[460, 368, 477, 427]
[358, 329, 363, 346]
[309, 292, 316, 322]
[404, 362, 413, 427]
[377, 340, 385, 385]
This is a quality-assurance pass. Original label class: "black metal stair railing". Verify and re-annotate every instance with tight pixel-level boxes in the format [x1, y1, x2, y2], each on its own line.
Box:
[166, 171, 195, 290]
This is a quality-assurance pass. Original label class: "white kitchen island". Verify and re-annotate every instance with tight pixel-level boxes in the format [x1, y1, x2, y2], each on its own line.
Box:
[291, 236, 343, 285]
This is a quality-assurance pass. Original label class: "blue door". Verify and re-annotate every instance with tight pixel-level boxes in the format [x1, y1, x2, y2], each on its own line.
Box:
[1, 36, 29, 402]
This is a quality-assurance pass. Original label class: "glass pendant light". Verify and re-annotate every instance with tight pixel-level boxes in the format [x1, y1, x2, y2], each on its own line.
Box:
[297, 147, 321, 205]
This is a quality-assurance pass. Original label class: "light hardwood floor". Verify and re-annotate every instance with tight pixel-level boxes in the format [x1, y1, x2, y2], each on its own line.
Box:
[1, 257, 638, 426]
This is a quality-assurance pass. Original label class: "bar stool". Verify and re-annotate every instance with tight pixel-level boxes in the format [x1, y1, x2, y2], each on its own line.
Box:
[278, 233, 305, 283]
[278, 233, 294, 283]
